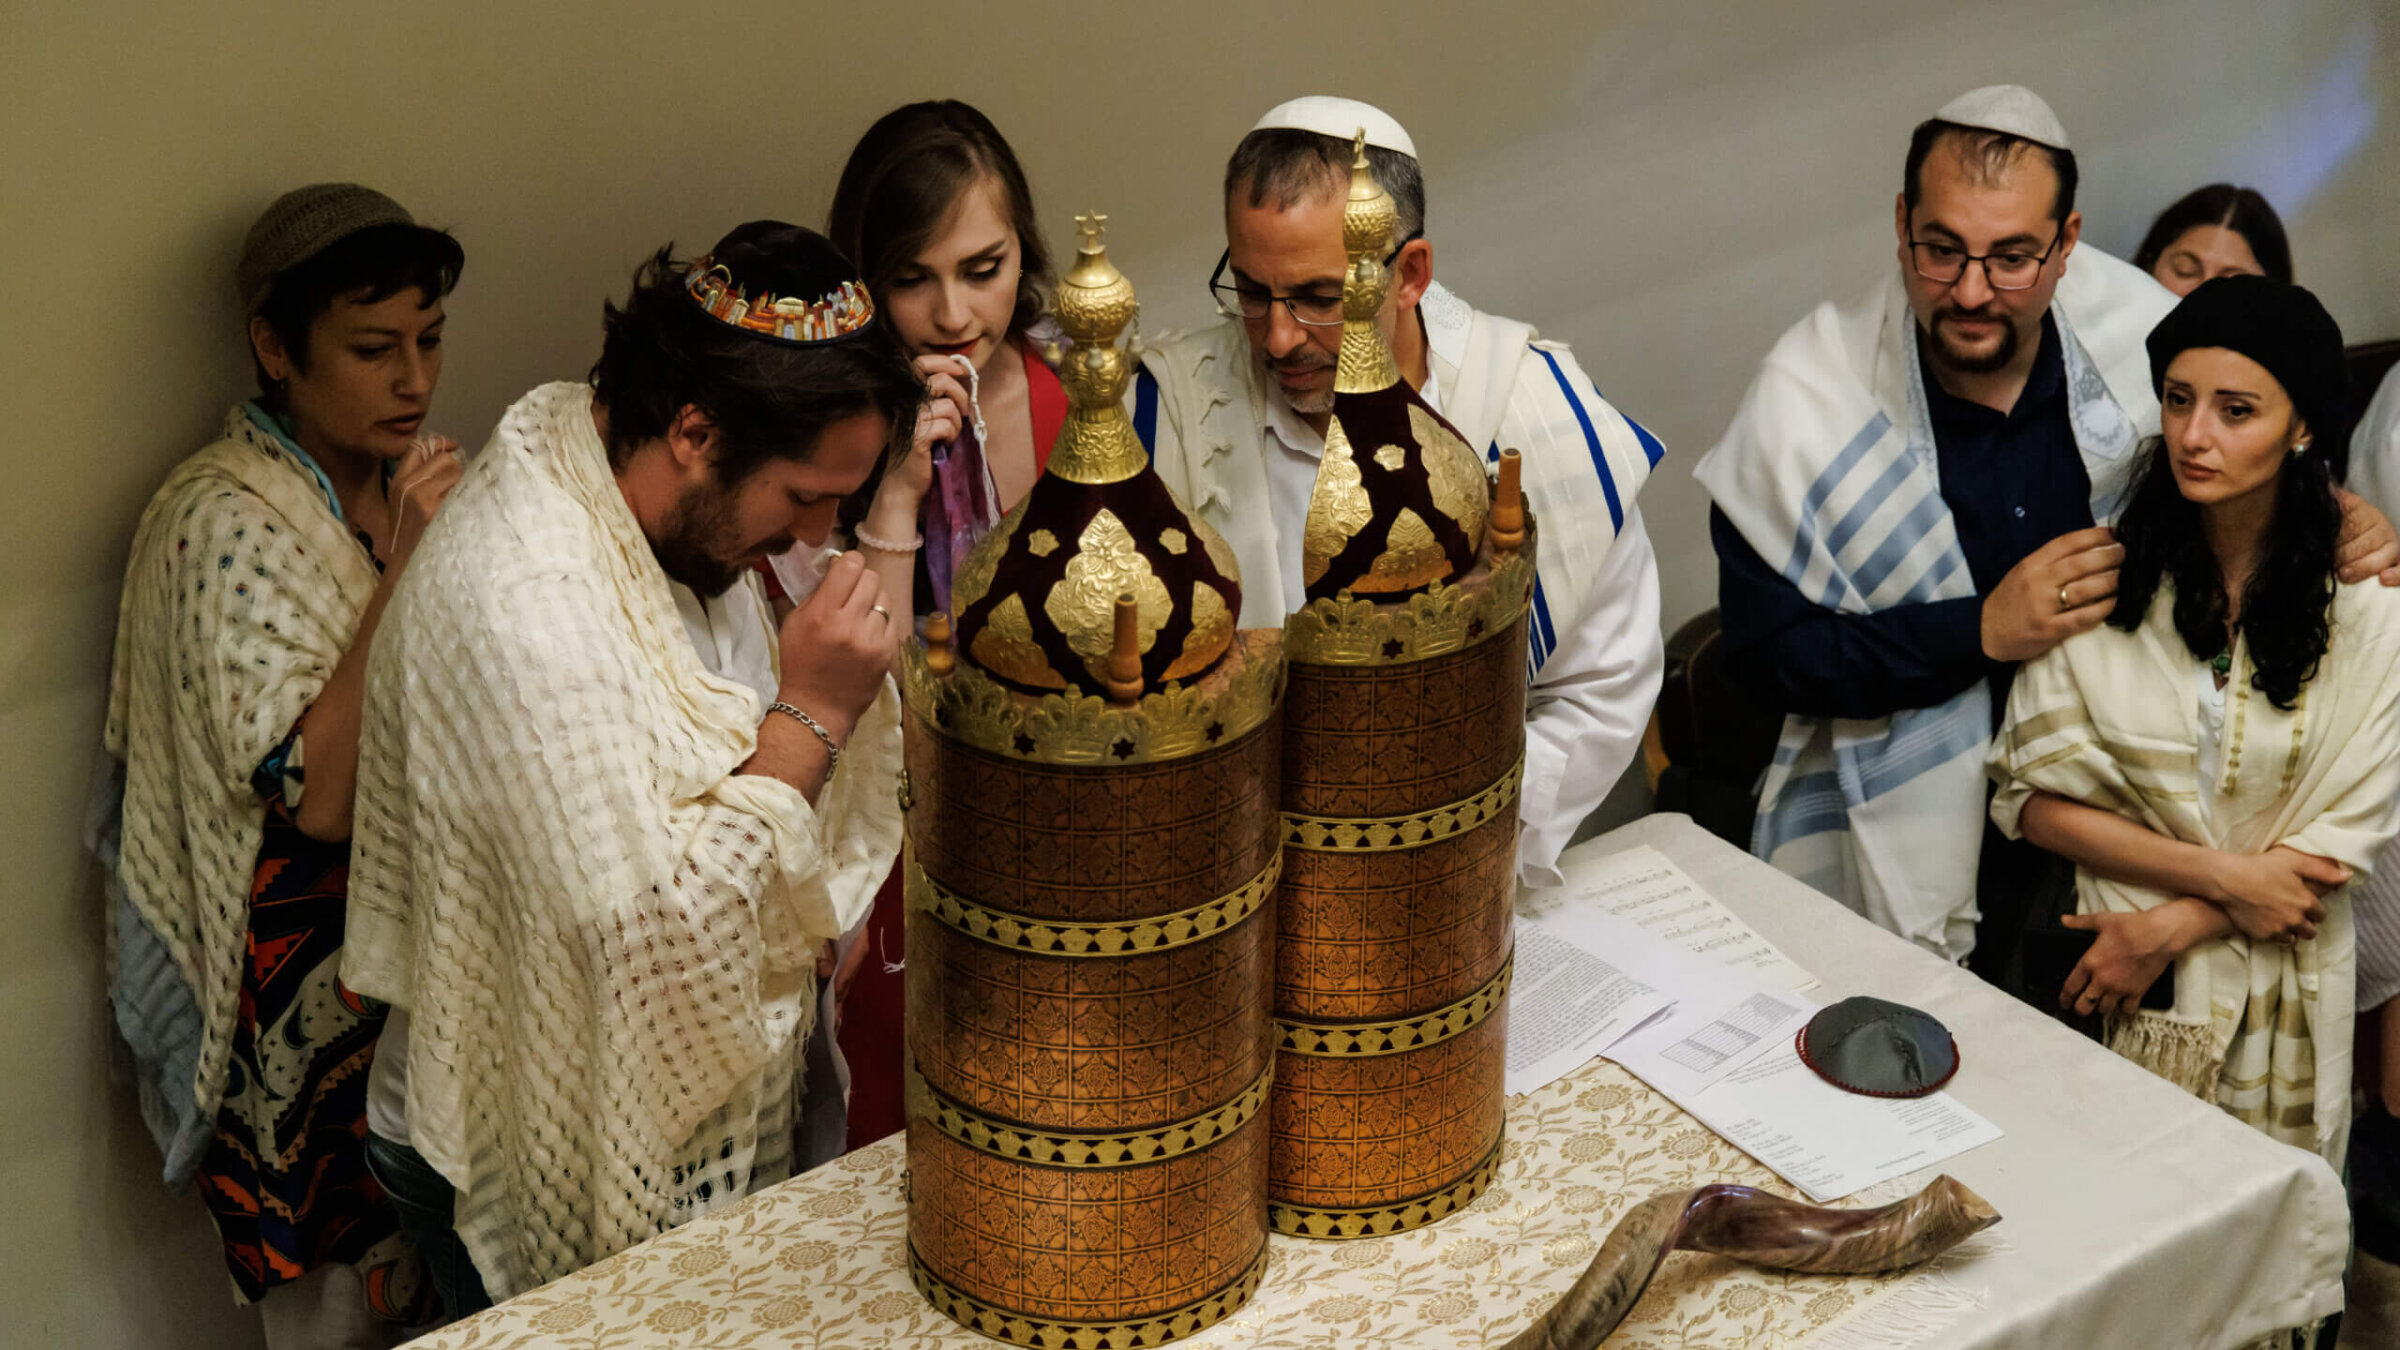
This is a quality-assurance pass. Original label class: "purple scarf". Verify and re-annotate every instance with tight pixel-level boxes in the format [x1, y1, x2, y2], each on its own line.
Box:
[921, 424, 1003, 617]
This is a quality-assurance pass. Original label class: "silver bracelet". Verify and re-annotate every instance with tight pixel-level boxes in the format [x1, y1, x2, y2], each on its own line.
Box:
[768, 701, 842, 775]
[853, 524, 922, 553]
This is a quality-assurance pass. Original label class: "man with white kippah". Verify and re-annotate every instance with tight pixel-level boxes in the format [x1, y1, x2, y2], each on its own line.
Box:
[1136, 94, 1667, 890]
[1696, 85, 2398, 985]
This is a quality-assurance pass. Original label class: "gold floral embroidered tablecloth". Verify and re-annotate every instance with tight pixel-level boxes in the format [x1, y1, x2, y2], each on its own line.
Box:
[407, 1056, 1981, 1349]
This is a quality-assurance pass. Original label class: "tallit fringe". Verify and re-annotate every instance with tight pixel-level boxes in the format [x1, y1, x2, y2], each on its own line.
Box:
[1805, 1231, 2002, 1350]
[2108, 1013, 2224, 1099]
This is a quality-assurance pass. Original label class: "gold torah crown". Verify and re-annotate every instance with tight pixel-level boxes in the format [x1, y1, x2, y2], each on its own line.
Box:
[946, 213, 1242, 693]
[1301, 131, 1489, 599]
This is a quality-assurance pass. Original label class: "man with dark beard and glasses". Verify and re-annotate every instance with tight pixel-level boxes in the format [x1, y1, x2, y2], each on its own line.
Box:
[342, 223, 919, 1309]
[1698, 86, 2398, 994]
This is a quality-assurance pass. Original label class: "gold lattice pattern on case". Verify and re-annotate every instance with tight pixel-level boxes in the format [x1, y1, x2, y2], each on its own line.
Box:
[909, 1239, 1268, 1348]
[1282, 754, 1524, 853]
[1275, 954, 1513, 1057]
[916, 1064, 1272, 1170]
[1269, 1129, 1506, 1241]
[908, 855, 1278, 957]
[1283, 536, 1535, 667]
[900, 638, 1281, 766]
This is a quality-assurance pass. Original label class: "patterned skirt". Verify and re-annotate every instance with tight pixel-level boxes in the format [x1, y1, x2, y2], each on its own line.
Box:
[195, 790, 430, 1320]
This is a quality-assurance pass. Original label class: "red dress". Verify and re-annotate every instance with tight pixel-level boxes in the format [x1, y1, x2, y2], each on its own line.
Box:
[837, 343, 1065, 1148]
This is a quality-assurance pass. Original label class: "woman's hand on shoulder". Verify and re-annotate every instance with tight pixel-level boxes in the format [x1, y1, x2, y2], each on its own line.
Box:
[2204, 845, 2343, 943]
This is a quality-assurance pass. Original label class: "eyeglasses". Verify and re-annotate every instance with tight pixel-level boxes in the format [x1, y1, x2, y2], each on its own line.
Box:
[1906, 230, 2062, 291]
[1207, 233, 1421, 327]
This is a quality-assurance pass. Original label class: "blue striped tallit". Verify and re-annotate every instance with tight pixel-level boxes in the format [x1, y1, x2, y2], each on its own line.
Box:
[1694, 247, 2173, 960]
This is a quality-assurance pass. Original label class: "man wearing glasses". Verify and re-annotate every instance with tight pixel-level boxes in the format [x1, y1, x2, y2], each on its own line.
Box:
[1698, 86, 2396, 988]
[1135, 95, 1666, 890]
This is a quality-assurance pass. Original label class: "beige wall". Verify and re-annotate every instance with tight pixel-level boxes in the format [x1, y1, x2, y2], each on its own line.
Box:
[2, 1, 2392, 1343]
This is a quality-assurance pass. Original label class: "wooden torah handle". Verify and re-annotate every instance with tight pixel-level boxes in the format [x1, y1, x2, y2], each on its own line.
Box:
[1499, 1174, 1999, 1350]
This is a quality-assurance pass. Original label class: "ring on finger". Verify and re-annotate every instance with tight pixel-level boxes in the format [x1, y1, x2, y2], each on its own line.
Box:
[2057, 584, 2072, 612]
[872, 603, 892, 622]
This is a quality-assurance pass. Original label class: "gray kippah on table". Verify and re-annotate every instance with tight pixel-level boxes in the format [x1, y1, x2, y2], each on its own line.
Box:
[237, 182, 417, 315]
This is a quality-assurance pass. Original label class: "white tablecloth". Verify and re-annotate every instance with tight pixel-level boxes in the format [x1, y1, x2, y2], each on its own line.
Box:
[405, 814, 2347, 1349]
[1604, 814, 2348, 1348]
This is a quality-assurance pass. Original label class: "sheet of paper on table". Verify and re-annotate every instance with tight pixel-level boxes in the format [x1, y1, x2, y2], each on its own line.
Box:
[1504, 919, 1675, 1096]
[1512, 840, 2003, 1202]
[1525, 843, 1819, 993]
[1509, 901, 1796, 1098]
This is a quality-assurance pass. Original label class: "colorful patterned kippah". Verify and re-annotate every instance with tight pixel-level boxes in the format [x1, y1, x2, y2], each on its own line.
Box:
[686, 257, 876, 345]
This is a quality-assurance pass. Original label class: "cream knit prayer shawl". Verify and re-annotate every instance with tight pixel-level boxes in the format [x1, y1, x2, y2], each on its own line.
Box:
[1991, 580, 2400, 1167]
[344, 381, 901, 1298]
[104, 409, 379, 1131]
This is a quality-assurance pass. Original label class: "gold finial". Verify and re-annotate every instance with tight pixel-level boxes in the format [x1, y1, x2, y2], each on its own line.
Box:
[943, 209, 1243, 694]
[1299, 128, 1488, 601]
[1048, 211, 1145, 484]
[1489, 451, 1525, 555]
[1335, 129, 1401, 392]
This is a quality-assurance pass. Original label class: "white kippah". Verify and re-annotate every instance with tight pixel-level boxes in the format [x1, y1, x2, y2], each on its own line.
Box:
[1933, 84, 2071, 151]
[1249, 96, 1417, 159]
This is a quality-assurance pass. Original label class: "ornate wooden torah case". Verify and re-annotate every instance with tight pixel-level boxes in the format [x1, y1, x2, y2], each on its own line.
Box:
[901, 215, 1284, 1348]
[1265, 131, 1532, 1239]
[901, 641, 1284, 1343]
[1269, 537, 1531, 1237]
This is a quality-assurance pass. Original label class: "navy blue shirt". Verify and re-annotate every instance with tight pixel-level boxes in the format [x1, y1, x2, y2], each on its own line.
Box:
[1713, 314, 2087, 727]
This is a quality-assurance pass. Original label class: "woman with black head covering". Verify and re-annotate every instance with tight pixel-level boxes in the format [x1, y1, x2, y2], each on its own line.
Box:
[1989, 276, 2400, 1171]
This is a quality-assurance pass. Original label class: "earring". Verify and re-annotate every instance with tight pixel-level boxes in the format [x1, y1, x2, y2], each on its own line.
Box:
[2294, 439, 2312, 456]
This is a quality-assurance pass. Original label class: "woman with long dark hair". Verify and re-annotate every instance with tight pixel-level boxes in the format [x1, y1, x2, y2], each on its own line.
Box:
[776, 100, 1069, 1152]
[2131, 183, 2292, 297]
[1989, 276, 2400, 1168]
[769, 99, 1065, 621]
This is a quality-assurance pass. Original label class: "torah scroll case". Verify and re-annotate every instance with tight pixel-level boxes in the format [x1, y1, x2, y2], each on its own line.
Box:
[902, 213, 1285, 1347]
[1268, 132, 1533, 1240]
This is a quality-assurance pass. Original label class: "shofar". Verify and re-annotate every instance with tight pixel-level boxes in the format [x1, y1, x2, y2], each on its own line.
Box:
[1500, 1174, 2000, 1350]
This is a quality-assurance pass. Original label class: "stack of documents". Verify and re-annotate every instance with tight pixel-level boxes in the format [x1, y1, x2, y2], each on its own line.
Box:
[1506, 846, 2000, 1201]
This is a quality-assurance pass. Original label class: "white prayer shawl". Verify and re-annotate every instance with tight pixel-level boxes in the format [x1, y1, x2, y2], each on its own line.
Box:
[1990, 581, 2400, 1167]
[104, 409, 379, 1135]
[1137, 283, 1664, 886]
[2333, 362, 2400, 1010]
[1138, 281, 1658, 654]
[344, 381, 901, 1298]
[2341, 362, 2400, 525]
[1693, 247, 2174, 960]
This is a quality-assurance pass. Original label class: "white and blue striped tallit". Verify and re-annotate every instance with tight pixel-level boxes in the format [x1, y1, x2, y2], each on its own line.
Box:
[1694, 248, 2172, 960]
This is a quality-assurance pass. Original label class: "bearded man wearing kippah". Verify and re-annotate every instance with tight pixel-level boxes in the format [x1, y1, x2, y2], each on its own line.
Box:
[1137, 95, 1668, 894]
[343, 223, 921, 1311]
[1697, 86, 2400, 985]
